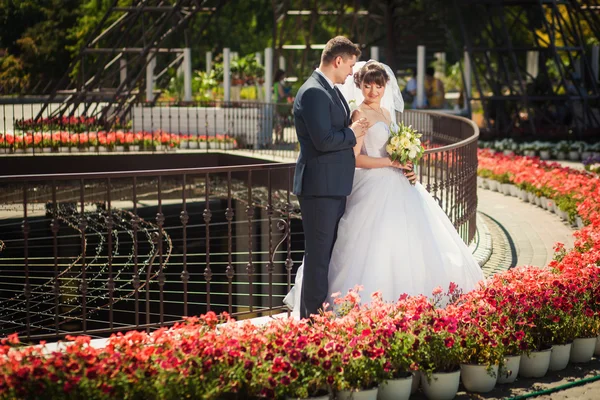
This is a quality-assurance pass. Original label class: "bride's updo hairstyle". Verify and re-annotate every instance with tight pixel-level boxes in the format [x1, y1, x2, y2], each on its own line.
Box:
[353, 61, 389, 88]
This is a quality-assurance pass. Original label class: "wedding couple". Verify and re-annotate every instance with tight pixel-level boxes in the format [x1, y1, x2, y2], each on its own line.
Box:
[284, 36, 483, 319]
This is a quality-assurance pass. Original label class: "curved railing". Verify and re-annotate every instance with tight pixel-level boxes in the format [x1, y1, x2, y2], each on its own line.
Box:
[401, 110, 479, 244]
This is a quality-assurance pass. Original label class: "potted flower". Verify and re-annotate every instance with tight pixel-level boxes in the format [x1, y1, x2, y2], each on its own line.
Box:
[410, 289, 462, 400]
[554, 141, 570, 160]
[455, 306, 505, 393]
[536, 141, 552, 160]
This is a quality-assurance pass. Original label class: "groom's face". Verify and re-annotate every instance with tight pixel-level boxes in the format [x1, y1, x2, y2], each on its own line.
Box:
[333, 55, 357, 84]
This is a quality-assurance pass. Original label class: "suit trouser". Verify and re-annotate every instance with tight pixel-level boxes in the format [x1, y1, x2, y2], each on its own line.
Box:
[297, 195, 347, 319]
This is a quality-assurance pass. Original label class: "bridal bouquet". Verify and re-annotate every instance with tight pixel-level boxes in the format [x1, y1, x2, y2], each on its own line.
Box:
[386, 122, 425, 165]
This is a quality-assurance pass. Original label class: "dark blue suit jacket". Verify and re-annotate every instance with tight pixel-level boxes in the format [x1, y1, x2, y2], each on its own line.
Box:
[293, 71, 357, 196]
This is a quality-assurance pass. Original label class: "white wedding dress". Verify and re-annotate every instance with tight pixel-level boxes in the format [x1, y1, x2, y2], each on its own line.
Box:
[284, 121, 484, 318]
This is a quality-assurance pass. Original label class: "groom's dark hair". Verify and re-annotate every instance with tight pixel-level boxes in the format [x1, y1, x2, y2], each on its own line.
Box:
[321, 36, 361, 65]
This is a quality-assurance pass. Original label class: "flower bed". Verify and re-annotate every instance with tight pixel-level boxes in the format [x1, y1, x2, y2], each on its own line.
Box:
[1, 151, 600, 399]
[0, 131, 237, 152]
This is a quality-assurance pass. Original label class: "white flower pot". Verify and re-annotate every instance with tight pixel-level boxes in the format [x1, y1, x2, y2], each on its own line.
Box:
[501, 183, 513, 196]
[547, 199, 556, 213]
[519, 189, 530, 202]
[509, 184, 520, 197]
[199, 142, 208, 149]
[497, 354, 521, 384]
[557, 209, 569, 221]
[570, 337, 596, 363]
[519, 348, 551, 378]
[488, 180, 499, 192]
[581, 151, 592, 161]
[115, 145, 125, 152]
[539, 150, 551, 160]
[576, 216, 584, 229]
[377, 375, 412, 400]
[523, 150, 536, 157]
[527, 192, 536, 203]
[154, 144, 164, 152]
[337, 387, 378, 400]
[188, 141, 199, 149]
[59, 146, 70, 153]
[556, 151, 567, 160]
[420, 370, 460, 400]
[42, 147, 53, 153]
[595, 336, 600, 356]
[503, 150, 514, 156]
[97, 146, 108, 152]
[549, 343, 572, 371]
[477, 177, 484, 188]
[460, 364, 498, 393]
[540, 196, 549, 210]
[411, 371, 420, 394]
[129, 145, 140, 151]
[568, 151, 580, 161]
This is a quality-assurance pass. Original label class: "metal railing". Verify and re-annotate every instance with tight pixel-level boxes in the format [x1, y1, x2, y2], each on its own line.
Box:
[0, 103, 478, 342]
[0, 163, 301, 341]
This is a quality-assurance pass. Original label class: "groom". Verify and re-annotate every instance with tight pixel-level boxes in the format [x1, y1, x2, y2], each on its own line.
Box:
[293, 36, 367, 319]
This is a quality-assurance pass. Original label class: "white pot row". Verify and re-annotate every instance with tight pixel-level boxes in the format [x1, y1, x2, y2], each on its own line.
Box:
[477, 177, 584, 228]
[292, 336, 600, 400]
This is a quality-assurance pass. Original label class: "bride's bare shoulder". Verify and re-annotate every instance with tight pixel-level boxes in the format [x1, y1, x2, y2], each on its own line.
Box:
[381, 107, 392, 119]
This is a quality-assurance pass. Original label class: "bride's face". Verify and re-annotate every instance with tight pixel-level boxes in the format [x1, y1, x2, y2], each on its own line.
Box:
[361, 81, 385, 104]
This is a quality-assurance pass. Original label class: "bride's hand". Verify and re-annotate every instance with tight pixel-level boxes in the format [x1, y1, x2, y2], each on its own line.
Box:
[404, 170, 418, 185]
[389, 159, 412, 170]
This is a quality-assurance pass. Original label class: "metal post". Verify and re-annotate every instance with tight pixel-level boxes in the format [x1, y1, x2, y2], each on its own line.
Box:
[206, 51, 212, 73]
[265, 47, 274, 103]
[183, 48, 192, 102]
[370, 46, 379, 61]
[146, 51, 156, 102]
[279, 55, 286, 71]
[527, 51, 539, 81]
[223, 48, 231, 102]
[463, 50, 471, 109]
[120, 57, 127, 87]
[593, 46, 599, 83]
[417, 45, 426, 108]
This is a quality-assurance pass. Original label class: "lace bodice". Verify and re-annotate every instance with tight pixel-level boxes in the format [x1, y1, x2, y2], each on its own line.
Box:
[361, 121, 390, 158]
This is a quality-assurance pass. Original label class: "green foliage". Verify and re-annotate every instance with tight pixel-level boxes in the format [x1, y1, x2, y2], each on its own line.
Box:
[0, 0, 83, 93]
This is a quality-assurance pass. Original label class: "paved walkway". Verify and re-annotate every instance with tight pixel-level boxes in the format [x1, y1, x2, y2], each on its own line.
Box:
[477, 187, 575, 271]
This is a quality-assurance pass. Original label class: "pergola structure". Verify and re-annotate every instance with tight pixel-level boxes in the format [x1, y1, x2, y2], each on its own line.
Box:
[37, 0, 228, 129]
[450, 0, 600, 138]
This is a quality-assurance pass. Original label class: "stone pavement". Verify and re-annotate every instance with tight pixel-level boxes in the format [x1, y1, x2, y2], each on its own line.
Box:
[477, 188, 575, 272]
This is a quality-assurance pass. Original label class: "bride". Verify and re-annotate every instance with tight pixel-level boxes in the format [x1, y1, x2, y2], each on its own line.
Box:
[284, 61, 484, 317]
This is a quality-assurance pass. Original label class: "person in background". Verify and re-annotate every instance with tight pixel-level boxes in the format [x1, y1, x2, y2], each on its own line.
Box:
[425, 66, 445, 109]
[403, 68, 427, 109]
